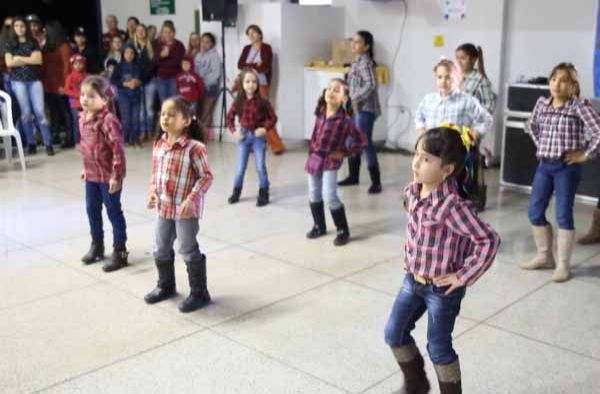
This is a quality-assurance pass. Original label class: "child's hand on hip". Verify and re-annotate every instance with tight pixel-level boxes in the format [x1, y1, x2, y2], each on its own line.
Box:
[146, 191, 159, 209]
[233, 130, 245, 141]
[432, 273, 462, 295]
[255, 127, 267, 137]
[328, 151, 344, 160]
[180, 197, 194, 218]
[108, 179, 121, 194]
[80, 170, 86, 182]
[565, 150, 587, 165]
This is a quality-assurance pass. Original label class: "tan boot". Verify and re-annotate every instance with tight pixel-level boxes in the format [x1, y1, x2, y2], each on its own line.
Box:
[520, 225, 556, 270]
[578, 209, 600, 245]
[553, 229, 575, 282]
[434, 360, 462, 394]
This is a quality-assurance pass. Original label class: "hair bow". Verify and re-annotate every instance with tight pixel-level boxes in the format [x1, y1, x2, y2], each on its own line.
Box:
[440, 121, 476, 149]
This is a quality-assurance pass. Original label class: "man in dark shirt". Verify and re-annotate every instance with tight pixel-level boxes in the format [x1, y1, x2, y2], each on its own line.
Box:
[72, 27, 102, 74]
[101, 15, 126, 53]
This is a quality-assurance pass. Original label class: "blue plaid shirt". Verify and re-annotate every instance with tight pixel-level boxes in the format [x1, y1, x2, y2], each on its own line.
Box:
[415, 91, 493, 135]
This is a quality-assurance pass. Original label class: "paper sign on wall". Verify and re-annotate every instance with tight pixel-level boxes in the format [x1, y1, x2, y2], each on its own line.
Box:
[442, 0, 466, 20]
[150, 0, 175, 15]
[434, 35, 445, 48]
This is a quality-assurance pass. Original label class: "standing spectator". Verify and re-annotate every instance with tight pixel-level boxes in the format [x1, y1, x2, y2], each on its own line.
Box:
[42, 21, 72, 146]
[194, 32, 221, 139]
[187, 32, 201, 58]
[125, 17, 139, 43]
[132, 23, 157, 141]
[101, 15, 126, 53]
[25, 14, 45, 48]
[4, 16, 54, 155]
[72, 27, 101, 74]
[0, 16, 21, 134]
[104, 35, 123, 70]
[147, 25, 158, 45]
[176, 55, 205, 113]
[63, 54, 88, 146]
[153, 20, 185, 103]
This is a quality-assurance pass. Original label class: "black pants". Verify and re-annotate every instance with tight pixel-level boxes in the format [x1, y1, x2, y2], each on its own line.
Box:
[45, 93, 71, 142]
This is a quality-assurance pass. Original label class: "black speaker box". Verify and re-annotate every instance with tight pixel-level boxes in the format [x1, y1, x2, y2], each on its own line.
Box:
[202, 0, 238, 23]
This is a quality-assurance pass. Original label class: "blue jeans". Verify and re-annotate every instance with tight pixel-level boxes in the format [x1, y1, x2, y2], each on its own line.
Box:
[528, 160, 582, 230]
[308, 170, 342, 210]
[85, 181, 127, 244]
[156, 77, 177, 104]
[384, 274, 465, 365]
[233, 129, 269, 189]
[117, 92, 141, 144]
[355, 111, 379, 169]
[11, 80, 52, 147]
[70, 107, 81, 144]
[153, 217, 202, 262]
[140, 80, 157, 132]
[3, 74, 24, 141]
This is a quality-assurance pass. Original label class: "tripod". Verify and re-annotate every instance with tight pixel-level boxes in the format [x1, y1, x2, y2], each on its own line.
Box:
[217, 21, 233, 142]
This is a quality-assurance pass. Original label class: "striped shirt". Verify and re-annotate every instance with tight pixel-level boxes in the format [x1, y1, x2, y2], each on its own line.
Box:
[527, 96, 600, 160]
[347, 54, 381, 117]
[415, 90, 493, 135]
[463, 69, 496, 114]
[150, 134, 213, 219]
[403, 180, 500, 286]
[79, 108, 126, 185]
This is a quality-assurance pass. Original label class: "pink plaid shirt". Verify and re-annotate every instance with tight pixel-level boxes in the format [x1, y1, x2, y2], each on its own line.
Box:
[150, 134, 213, 219]
[79, 108, 126, 184]
[528, 97, 600, 160]
[403, 180, 500, 286]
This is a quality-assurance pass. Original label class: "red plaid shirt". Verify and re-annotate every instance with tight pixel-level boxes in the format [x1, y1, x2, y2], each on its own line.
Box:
[528, 97, 600, 160]
[79, 108, 126, 185]
[150, 134, 213, 219]
[403, 180, 500, 286]
[226, 96, 277, 133]
[309, 109, 367, 170]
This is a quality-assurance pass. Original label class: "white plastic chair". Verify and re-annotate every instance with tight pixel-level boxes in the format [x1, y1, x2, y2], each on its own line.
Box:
[0, 89, 26, 171]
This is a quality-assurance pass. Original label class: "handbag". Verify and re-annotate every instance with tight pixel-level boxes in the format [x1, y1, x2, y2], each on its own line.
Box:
[304, 153, 324, 175]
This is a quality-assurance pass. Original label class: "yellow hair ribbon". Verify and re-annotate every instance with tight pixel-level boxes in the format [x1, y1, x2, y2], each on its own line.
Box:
[440, 121, 475, 149]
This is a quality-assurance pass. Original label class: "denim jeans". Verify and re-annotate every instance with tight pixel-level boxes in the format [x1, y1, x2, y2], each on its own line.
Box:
[85, 181, 127, 244]
[71, 107, 81, 144]
[528, 160, 582, 230]
[384, 273, 465, 365]
[308, 169, 342, 210]
[2, 74, 22, 138]
[233, 129, 269, 189]
[156, 77, 177, 104]
[11, 80, 52, 147]
[153, 216, 202, 262]
[117, 92, 141, 144]
[140, 80, 157, 132]
[355, 110, 379, 169]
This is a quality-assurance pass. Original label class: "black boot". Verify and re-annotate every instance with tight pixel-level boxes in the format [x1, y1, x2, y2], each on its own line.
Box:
[330, 205, 350, 246]
[102, 243, 128, 272]
[392, 344, 431, 394]
[306, 201, 327, 239]
[81, 238, 105, 264]
[338, 156, 360, 186]
[228, 187, 242, 204]
[179, 254, 211, 313]
[144, 256, 177, 304]
[256, 187, 269, 207]
[45, 145, 55, 156]
[27, 144, 37, 155]
[434, 361, 462, 394]
[367, 166, 382, 194]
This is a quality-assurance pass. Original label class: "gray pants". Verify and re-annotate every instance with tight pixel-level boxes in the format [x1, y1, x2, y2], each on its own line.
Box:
[154, 217, 202, 262]
[308, 170, 342, 210]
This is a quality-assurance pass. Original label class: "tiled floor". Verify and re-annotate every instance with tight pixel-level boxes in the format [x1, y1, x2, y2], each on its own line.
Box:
[1, 142, 599, 394]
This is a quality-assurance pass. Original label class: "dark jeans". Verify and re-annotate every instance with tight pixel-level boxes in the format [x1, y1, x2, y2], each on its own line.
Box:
[355, 110, 379, 169]
[528, 160, 582, 230]
[156, 77, 177, 104]
[45, 93, 71, 141]
[70, 107, 81, 144]
[384, 273, 465, 365]
[85, 181, 127, 244]
[117, 93, 141, 144]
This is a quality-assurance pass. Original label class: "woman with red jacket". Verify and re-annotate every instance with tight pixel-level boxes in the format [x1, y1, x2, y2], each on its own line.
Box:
[153, 20, 185, 104]
[237, 25, 285, 154]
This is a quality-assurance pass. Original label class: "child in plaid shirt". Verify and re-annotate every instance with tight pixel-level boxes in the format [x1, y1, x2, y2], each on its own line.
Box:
[78, 76, 129, 272]
[521, 63, 600, 282]
[145, 96, 214, 313]
[305, 79, 366, 246]
[385, 127, 500, 394]
[455, 43, 496, 114]
[226, 69, 277, 207]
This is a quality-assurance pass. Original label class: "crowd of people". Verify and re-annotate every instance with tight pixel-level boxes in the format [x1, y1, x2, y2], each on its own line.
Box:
[2, 12, 600, 394]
